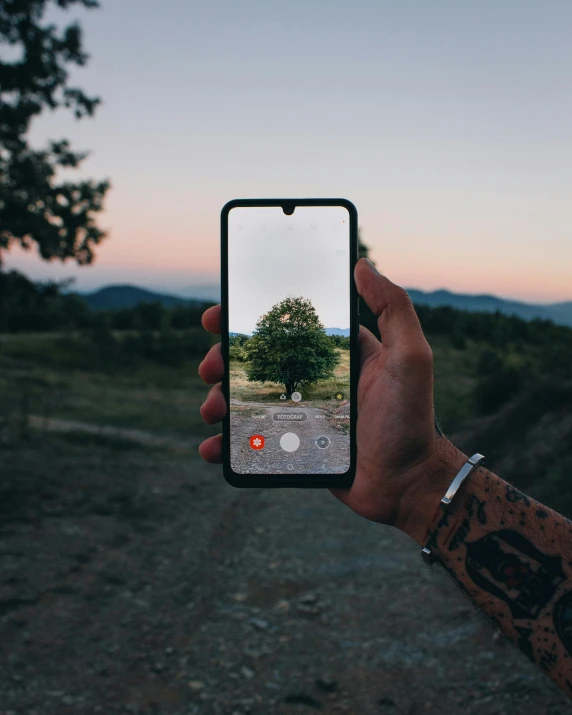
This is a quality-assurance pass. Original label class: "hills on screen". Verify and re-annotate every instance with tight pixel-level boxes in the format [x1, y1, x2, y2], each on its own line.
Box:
[80, 284, 572, 328]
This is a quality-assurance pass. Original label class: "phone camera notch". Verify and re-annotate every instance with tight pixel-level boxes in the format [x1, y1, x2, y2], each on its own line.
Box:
[282, 203, 295, 215]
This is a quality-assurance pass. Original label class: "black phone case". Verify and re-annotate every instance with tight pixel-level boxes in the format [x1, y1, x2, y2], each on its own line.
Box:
[220, 198, 358, 489]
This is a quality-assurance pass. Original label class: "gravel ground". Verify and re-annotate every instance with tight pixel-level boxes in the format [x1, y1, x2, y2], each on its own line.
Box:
[0, 436, 571, 715]
[230, 400, 350, 474]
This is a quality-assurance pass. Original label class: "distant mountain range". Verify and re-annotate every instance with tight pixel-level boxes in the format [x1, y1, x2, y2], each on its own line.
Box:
[406, 288, 572, 328]
[177, 284, 220, 302]
[80, 285, 205, 311]
[79, 284, 572, 328]
[325, 328, 350, 336]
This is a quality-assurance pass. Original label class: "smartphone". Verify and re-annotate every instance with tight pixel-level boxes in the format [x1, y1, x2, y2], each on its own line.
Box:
[221, 199, 358, 488]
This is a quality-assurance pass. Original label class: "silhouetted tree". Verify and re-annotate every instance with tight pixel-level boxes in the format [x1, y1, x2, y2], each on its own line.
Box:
[0, 269, 92, 331]
[358, 228, 371, 262]
[0, 0, 109, 265]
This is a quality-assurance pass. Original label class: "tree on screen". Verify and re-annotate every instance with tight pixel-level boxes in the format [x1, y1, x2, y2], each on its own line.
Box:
[0, 0, 109, 266]
[246, 296, 339, 396]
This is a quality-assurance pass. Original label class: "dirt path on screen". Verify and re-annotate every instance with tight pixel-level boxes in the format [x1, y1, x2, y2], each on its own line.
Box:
[230, 399, 350, 474]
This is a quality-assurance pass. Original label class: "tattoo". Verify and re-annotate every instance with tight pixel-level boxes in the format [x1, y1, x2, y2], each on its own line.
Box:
[539, 650, 558, 672]
[425, 510, 450, 554]
[553, 592, 572, 656]
[536, 509, 549, 520]
[449, 519, 471, 551]
[506, 485, 530, 506]
[465, 530, 565, 619]
[466, 495, 487, 524]
[515, 625, 534, 660]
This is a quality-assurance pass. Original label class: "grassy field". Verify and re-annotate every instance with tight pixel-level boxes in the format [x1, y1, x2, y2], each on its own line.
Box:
[429, 335, 481, 431]
[230, 337, 480, 430]
[0, 330, 218, 443]
[0, 329, 559, 445]
[229, 347, 350, 403]
[1, 326, 571, 520]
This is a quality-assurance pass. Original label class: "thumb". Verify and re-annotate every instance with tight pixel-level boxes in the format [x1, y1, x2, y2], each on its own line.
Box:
[354, 258, 428, 354]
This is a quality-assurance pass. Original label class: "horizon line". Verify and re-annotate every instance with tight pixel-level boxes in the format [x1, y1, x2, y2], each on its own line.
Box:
[74, 280, 572, 308]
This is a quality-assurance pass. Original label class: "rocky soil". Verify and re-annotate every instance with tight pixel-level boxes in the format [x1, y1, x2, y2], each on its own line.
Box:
[0, 433, 571, 715]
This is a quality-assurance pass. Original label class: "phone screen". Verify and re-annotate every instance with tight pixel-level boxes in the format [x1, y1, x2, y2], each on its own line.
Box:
[226, 205, 353, 476]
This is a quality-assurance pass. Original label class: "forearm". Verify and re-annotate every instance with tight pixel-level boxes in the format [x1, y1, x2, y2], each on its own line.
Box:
[419, 464, 572, 695]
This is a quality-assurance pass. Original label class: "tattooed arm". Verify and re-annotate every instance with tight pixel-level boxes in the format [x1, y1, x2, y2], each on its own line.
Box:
[415, 458, 572, 695]
[197, 258, 572, 695]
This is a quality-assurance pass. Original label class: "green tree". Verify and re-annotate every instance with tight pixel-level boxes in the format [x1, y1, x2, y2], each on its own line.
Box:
[229, 333, 250, 347]
[474, 348, 523, 415]
[0, 0, 109, 265]
[327, 333, 350, 349]
[229, 333, 250, 362]
[246, 296, 339, 395]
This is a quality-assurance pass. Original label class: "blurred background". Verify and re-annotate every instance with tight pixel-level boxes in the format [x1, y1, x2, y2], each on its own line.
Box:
[1, 1, 572, 713]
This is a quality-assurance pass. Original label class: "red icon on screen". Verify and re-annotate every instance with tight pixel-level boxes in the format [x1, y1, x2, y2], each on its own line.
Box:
[249, 435, 265, 450]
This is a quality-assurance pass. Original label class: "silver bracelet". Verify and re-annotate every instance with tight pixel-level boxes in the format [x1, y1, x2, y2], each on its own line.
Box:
[421, 453, 486, 565]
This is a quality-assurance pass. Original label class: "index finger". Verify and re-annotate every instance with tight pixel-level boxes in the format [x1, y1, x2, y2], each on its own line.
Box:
[202, 304, 221, 334]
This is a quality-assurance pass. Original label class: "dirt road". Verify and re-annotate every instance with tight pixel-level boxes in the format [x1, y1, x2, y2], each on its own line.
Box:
[0, 431, 570, 714]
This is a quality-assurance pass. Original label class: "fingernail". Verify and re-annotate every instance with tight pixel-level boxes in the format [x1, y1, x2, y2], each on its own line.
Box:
[363, 257, 380, 275]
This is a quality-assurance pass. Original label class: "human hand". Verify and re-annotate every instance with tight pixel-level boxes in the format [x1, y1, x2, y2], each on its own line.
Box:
[328, 258, 466, 544]
[198, 258, 466, 545]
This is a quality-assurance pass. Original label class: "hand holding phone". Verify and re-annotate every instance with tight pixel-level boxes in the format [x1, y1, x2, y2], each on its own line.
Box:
[200, 256, 464, 541]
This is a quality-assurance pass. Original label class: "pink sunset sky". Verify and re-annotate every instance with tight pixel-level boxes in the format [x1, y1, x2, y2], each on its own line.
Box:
[5, 1, 572, 304]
